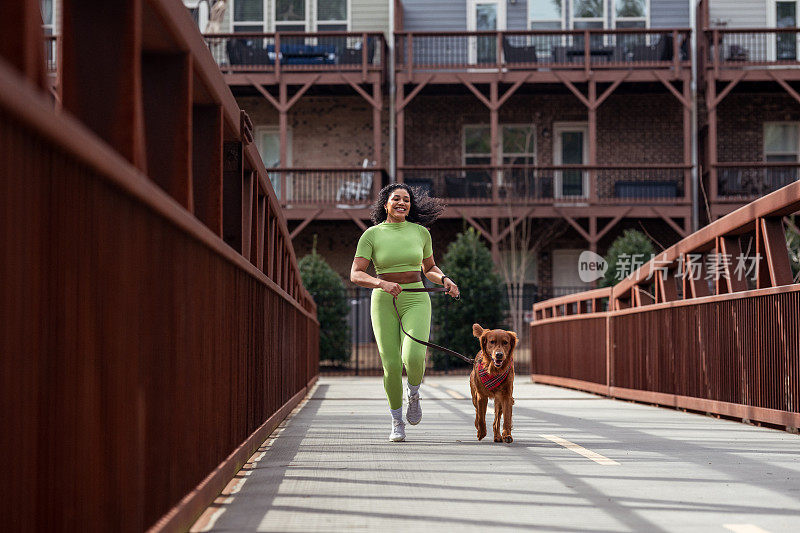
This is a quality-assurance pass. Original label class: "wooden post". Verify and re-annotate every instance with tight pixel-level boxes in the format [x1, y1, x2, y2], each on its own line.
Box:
[683, 78, 692, 202]
[396, 82, 405, 183]
[588, 78, 598, 203]
[707, 78, 718, 205]
[490, 81, 499, 202]
[372, 80, 382, 176]
[279, 81, 288, 202]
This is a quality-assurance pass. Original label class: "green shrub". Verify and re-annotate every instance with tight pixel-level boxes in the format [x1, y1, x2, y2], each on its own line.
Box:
[600, 229, 656, 287]
[431, 228, 506, 370]
[298, 237, 350, 365]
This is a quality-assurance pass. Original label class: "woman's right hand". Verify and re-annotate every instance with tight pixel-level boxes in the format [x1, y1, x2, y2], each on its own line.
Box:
[379, 280, 402, 297]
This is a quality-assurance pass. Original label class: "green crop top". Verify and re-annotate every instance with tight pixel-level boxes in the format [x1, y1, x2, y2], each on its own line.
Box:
[355, 221, 433, 274]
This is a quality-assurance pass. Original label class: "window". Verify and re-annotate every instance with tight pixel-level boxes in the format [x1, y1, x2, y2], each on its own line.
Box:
[317, 0, 347, 31]
[463, 125, 536, 165]
[40, 0, 54, 35]
[764, 123, 800, 162]
[572, 0, 606, 30]
[233, 0, 265, 32]
[256, 126, 292, 198]
[614, 0, 648, 29]
[275, 0, 306, 31]
[529, 0, 564, 29]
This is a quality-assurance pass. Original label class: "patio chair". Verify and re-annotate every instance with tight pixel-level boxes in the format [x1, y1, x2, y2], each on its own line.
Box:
[336, 159, 374, 203]
[502, 36, 537, 64]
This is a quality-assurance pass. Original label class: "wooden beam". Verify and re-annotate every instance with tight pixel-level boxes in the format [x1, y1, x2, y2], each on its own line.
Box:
[593, 73, 629, 109]
[344, 209, 367, 232]
[285, 75, 320, 111]
[553, 71, 591, 109]
[654, 70, 689, 108]
[290, 209, 323, 240]
[248, 76, 282, 110]
[595, 208, 632, 242]
[496, 207, 535, 242]
[396, 74, 433, 113]
[555, 210, 592, 242]
[760, 217, 794, 287]
[457, 75, 492, 109]
[455, 208, 496, 243]
[652, 207, 688, 238]
[340, 74, 379, 109]
[710, 71, 746, 110]
[496, 75, 530, 108]
[769, 71, 800, 106]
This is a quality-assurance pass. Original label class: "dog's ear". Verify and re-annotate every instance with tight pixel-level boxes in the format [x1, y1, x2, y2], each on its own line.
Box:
[472, 323, 484, 338]
[507, 331, 518, 353]
[480, 333, 488, 356]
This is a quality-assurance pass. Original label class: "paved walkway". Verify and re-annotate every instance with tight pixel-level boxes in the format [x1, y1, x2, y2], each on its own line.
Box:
[191, 376, 800, 532]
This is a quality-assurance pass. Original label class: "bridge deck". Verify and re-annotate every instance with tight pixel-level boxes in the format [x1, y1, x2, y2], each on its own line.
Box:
[192, 377, 800, 532]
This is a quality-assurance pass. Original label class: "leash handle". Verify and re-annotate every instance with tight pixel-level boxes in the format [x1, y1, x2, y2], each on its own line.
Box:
[391, 289, 474, 365]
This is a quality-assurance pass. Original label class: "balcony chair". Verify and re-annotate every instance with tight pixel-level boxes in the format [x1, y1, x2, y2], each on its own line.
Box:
[404, 177, 434, 196]
[226, 38, 273, 66]
[502, 37, 537, 64]
[444, 175, 467, 198]
[337, 37, 378, 65]
[336, 159, 374, 203]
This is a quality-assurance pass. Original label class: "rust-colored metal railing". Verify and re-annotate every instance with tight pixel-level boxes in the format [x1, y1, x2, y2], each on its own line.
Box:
[531, 180, 800, 429]
[705, 28, 800, 72]
[1, 1, 319, 531]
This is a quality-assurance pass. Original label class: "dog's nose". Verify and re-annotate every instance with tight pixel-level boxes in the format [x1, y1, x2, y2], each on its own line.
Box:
[494, 352, 504, 359]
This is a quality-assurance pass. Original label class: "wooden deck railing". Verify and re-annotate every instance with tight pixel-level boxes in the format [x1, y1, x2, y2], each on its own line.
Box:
[705, 28, 800, 72]
[714, 162, 800, 202]
[203, 31, 386, 76]
[395, 29, 690, 74]
[2, 1, 318, 531]
[268, 167, 389, 205]
[531, 179, 800, 428]
[399, 164, 689, 204]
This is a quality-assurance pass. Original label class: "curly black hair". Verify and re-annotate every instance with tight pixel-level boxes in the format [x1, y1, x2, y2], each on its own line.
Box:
[369, 183, 446, 226]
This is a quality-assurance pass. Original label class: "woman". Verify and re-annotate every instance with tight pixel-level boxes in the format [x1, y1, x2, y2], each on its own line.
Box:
[350, 184, 459, 442]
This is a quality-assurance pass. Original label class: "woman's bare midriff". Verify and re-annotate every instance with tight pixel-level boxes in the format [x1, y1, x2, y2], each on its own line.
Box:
[377, 271, 422, 284]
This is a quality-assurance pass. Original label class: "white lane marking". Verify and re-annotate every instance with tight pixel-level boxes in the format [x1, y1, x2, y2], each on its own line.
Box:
[723, 525, 772, 533]
[540, 434, 620, 465]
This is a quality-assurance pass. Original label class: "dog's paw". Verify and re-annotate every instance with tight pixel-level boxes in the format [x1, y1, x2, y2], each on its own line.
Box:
[493, 435, 503, 442]
[477, 428, 486, 440]
[503, 434, 513, 443]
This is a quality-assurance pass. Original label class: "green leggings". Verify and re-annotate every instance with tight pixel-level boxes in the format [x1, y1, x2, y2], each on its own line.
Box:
[371, 281, 431, 410]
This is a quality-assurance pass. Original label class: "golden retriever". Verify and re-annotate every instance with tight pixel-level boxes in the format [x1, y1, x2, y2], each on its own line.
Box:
[469, 323, 517, 443]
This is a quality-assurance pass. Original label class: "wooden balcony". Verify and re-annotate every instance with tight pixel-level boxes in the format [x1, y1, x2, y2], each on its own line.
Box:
[400, 165, 690, 205]
[204, 32, 387, 85]
[269, 167, 389, 207]
[395, 29, 691, 84]
[703, 28, 800, 82]
[712, 162, 800, 209]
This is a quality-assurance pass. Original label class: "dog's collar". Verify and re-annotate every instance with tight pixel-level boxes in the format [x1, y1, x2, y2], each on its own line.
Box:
[476, 355, 511, 391]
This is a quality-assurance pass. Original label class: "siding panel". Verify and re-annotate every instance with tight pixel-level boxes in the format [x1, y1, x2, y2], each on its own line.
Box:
[508, 1, 528, 31]
[651, 0, 690, 28]
[708, 0, 768, 28]
[402, 0, 467, 31]
[352, 0, 390, 31]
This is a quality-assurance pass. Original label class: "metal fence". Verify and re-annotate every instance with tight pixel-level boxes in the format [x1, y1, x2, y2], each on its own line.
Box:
[531, 180, 800, 429]
[319, 284, 588, 376]
[2, 1, 319, 531]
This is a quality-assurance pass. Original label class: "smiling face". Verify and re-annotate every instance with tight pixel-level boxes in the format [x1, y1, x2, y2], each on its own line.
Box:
[384, 187, 411, 222]
[473, 324, 517, 369]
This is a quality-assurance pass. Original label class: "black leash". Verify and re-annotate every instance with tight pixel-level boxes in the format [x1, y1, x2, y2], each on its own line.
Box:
[392, 287, 475, 365]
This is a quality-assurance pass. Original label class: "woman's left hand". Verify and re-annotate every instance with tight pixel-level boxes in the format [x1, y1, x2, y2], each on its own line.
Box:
[444, 278, 459, 299]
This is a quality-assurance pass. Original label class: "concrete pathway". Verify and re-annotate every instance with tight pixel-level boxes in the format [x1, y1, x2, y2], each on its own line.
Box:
[191, 376, 800, 532]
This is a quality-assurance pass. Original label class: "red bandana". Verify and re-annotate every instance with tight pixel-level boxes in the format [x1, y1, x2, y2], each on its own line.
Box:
[476, 355, 511, 391]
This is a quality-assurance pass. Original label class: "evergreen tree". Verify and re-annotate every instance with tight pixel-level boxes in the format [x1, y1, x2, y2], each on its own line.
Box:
[298, 236, 351, 365]
[600, 229, 656, 287]
[431, 228, 506, 370]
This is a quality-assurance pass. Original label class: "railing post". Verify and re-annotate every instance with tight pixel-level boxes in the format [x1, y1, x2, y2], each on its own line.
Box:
[275, 32, 281, 80]
[496, 31, 503, 70]
[407, 33, 413, 79]
[673, 29, 680, 74]
[712, 29, 719, 78]
[584, 30, 591, 76]
[361, 32, 368, 81]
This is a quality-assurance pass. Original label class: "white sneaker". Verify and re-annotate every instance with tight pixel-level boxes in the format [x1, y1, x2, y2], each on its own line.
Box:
[389, 419, 406, 442]
[406, 392, 422, 425]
